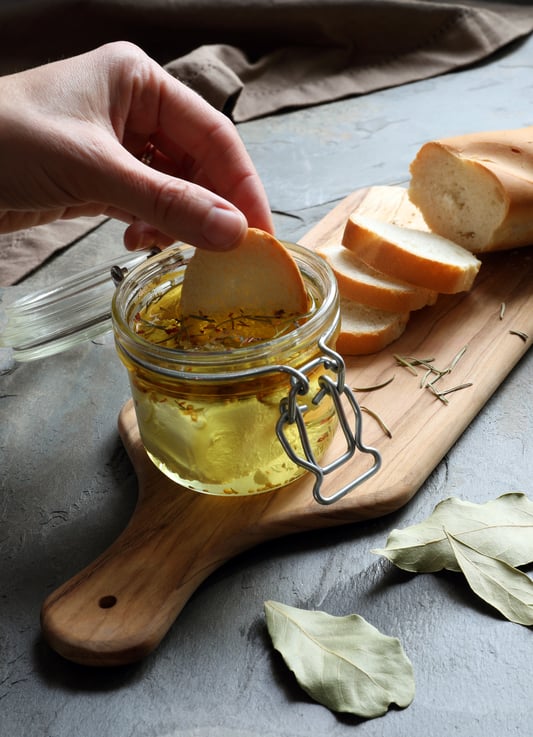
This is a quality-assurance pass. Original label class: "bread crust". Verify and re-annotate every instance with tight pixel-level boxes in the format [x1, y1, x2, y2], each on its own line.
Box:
[317, 242, 437, 312]
[342, 215, 481, 294]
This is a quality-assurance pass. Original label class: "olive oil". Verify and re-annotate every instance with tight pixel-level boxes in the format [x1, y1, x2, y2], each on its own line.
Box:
[129, 364, 336, 495]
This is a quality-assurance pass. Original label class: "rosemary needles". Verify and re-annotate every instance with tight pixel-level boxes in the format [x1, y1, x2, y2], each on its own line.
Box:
[393, 346, 472, 405]
[500, 301, 529, 342]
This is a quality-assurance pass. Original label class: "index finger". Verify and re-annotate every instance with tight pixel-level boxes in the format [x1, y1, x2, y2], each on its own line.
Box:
[154, 73, 274, 234]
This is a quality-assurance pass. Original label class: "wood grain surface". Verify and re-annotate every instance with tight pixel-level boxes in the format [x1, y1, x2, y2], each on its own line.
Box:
[41, 188, 533, 666]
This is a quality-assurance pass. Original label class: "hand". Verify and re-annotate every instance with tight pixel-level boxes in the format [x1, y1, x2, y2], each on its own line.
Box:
[0, 41, 273, 251]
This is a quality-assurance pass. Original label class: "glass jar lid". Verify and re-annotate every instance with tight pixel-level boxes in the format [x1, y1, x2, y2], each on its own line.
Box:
[0, 250, 154, 363]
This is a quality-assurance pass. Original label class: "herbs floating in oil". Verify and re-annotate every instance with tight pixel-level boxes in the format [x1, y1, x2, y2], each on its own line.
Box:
[133, 285, 310, 350]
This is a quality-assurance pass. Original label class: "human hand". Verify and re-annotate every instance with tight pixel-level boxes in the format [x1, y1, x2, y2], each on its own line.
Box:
[0, 42, 273, 251]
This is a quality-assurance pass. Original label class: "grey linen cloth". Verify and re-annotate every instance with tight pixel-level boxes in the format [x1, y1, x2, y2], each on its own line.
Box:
[1, 0, 533, 285]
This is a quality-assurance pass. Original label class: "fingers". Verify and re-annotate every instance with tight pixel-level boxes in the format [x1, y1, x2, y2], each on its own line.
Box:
[98, 140, 249, 250]
[1, 42, 274, 250]
[122, 198, 248, 252]
[114, 56, 274, 242]
[156, 81, 274, 234]
[122, 222, 175, 251]
[149, 105, 274, 237]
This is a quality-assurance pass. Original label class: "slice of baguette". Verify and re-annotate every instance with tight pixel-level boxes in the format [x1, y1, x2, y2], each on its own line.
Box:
[344, 184, 430, 230]
[180, 227, 308, 317]
[342, 214, 481, 294]
[336, 298, 410, 356]
[409, 126, 533, 253]
[317, 242, 437, 312]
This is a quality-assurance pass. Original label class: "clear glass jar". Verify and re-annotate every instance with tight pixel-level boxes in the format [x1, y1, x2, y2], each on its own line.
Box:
[111, 242, 343, 497]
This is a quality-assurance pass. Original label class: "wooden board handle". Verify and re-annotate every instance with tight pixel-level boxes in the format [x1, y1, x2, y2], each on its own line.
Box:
[40, 442, 281, 666]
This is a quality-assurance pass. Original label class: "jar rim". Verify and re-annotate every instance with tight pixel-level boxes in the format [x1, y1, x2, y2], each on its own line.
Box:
[111, 241, 339, 377]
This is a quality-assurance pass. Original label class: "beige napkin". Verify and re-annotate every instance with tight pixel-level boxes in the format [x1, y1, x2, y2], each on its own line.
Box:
[1, 0, 533, 284]
[165, 3, 533, 122]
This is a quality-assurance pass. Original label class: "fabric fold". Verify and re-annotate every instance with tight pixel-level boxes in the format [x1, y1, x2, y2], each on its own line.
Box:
[164, 4, 533, 121]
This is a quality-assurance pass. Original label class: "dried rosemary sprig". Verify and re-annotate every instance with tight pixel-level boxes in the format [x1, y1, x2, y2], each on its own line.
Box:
[351, 378, 395, 438]
[394, 345, 471, 404]
[498, 301, 529, 342]
[426, 382, 474, 405]
[509, 329, 529, 342]
[392, 354, 418, 376]
[352, 376, 395, 392]
[360, 406, 392, 438]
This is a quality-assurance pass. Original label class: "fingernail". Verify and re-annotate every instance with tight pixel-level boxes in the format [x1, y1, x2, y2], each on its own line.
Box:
[202, 206, 247, 249]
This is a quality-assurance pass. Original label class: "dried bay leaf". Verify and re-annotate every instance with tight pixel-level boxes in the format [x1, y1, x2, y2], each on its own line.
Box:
[372, 492, 533, 573]
[264, 600, 415, 718]
[445, 530, 533, 626]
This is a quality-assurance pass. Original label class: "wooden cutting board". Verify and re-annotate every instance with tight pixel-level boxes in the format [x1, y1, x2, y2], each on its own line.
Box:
[41, 188, 533, 666]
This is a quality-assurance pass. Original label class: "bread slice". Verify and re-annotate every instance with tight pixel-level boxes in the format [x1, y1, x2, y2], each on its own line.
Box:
[180, 227, 308, 317]
[317, 242, 437, 312]
[336, 298, 410, 356]
[344, 184, 430, 230]
[409, 126, 533, 252]
[342, 214, 481, 294]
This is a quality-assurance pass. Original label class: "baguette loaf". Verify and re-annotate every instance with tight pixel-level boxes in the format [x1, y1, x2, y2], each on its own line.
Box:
[336, 298, 410, 356]
[342, 214, 481, 294]
[317, 242, 437, 312]
[409, 126, 533, 252]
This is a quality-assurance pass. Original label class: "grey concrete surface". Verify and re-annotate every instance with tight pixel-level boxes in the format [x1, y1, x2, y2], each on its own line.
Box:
[2, 32, 533, 737]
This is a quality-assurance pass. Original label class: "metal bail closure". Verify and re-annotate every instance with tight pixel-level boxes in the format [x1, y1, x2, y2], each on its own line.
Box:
[276, 339, 382, 505]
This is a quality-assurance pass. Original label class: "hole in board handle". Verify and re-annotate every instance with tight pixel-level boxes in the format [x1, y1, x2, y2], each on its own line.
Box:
[99, 595, 117, 609]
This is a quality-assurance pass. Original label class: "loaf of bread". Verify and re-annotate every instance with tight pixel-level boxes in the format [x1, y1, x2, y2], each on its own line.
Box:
[342, 214, 481, 294]
[409, 126, 533, 252]
[317, 242, 437, 312]
[336, 298, 410, 356]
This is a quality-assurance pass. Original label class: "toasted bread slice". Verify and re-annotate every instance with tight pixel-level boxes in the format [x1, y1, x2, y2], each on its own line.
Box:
[180, 227, 308, 317]
[317, 242, 437, 312]
[342, 215, 481, 294]
[336, 298, 410, 356]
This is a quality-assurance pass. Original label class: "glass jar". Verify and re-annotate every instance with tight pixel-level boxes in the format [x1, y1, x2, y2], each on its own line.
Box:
[111, 242, 381, 503]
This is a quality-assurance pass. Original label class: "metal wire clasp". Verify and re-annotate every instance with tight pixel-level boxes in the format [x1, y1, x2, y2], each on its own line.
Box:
[276, 338, 381, 505]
